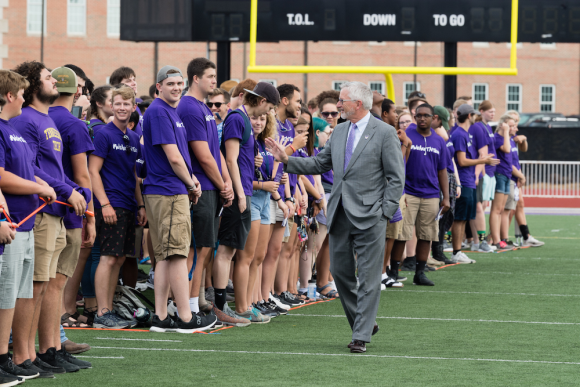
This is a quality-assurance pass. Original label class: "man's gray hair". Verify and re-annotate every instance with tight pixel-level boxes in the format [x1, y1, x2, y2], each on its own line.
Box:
[341, 81, 373, 110]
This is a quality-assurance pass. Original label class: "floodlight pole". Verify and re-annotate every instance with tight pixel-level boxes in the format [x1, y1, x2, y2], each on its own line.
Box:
[444, 42, 457, 108]
[217, 42, 231, 85]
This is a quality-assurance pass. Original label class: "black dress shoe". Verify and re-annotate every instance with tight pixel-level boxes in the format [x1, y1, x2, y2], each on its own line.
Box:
[349, 340, 366, 353]
[372, 323, 379, 336]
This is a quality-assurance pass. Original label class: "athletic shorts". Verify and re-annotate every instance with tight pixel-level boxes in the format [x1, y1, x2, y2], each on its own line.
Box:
[315, 193, 331, 226]
[33, 213, 66, 282]
[386, 194, 406, 239]
[400, 195, 439, 241]
[144, 194, 191, 261]
[127, 225, 144, 259]
[191, 190, 220, 248]
[218, 196, 252, 250]
[482, 174, 496, 201]
[96, 207, 136, 258]
[505, 180, 517, 211]
[455, 187, 477, 221]
[250, 190, 271, 225]
[495, 173, 510, 195]
[57, 228, 82, 277]
[0, 231, 34, 309]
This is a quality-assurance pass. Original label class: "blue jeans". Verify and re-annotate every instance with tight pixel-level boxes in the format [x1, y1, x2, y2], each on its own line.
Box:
[81, 238, 100, 298]
[250, 189, 271, 224]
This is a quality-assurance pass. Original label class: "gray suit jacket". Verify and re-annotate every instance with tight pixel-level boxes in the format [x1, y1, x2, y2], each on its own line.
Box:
[286, 114, 405, 233]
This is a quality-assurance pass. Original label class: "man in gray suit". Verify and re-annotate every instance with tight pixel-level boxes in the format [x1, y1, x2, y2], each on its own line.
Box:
[266, 82, 405, 353]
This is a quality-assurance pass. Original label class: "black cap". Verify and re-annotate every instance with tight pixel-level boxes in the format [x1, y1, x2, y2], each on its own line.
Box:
[457, 104, 480, 116]
[244, 82, 281, 105]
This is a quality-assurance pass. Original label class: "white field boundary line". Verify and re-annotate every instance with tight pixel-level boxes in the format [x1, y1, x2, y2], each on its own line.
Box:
[75, 355, 125, 359]
[95, 337, 182, 343]
[288, 314, 580, 326]
[91, 346, 580, 366]
[435, 271, 580, 277]
[393, 289, 580, 297]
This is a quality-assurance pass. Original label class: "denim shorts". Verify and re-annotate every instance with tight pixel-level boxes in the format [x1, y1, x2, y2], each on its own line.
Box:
[250, 189, 271, 224]
[495, 173, 510, 195]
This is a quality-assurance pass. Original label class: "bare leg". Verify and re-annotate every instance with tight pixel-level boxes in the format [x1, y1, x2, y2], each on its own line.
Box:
[11, 298, 34, 364]
[274, 222, 297, 294]
[122, 257, 138, 289]
[0, 308, 15, 359]
[452, 221, 467, 251]
[155, 256, 192, 321]
[261, 223, 285, 300]
[38, 275, 67, 353]
[95, 255, 124, 315]
[28, 281, 47, 360]
[63, 247, 91, 316]
[490, 193, 508, 244]
[248, 224, 271, 306]
[233, 220, 261, 313]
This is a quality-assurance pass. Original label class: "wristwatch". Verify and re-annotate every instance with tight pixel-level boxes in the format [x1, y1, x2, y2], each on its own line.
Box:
[187, 185, 195, 191]
[285, 197, 295, 204]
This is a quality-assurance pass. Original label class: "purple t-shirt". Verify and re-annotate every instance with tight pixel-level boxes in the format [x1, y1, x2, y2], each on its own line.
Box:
[92, 122, 141, 212]
[255, 137, 275, 182]
[479, 122, 496, 177]
[142, 98, 192, 196]
[445, 140, 455, 174]
[451, 128, 478, 189]
[136, 142, 146, 179]
[493, 132, 512, 179]
[468, 122, 492, 178]
[177, 96, 222, 191]
[296, 147, 316, 201]
[222, 111, 254, 197]
[11, 107, 75, 218]
[405, 123, 417, 132]
[510, 137, 520, 183]
[449, 123, 459, 135]
[404, 128, 448, 199]
[48, 106, 95, 229]
[277, 119, 297, 197]
[134, 99, 143, 138]
[0, 119, 39, 231]
[315, 148, 333, 193]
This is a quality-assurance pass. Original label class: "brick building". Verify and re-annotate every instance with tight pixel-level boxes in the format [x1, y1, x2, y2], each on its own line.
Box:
[2, 0, 580, 115]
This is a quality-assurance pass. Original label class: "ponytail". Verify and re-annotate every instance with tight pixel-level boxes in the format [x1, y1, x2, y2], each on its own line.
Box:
[89, 85, 113, 123]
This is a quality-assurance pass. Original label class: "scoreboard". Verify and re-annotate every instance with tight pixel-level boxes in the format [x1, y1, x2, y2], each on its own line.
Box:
[121, 0, 580, 43]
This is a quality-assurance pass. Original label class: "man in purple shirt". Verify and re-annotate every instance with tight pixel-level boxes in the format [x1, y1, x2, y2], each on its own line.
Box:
[109, 67, 143, 137]
[11, 61, 88, 373]
[391, 104, 450, 286]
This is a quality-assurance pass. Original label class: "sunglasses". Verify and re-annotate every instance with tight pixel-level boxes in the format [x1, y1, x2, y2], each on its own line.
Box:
[206, 102, 223, 108]
[320, 111, 339, 118]
[412, 92, 426, 99]
[123, 135, 131, 155]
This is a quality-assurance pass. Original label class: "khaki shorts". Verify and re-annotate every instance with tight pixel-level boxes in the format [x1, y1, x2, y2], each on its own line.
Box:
[144, 194, 191, 261]
[57, 228, 82, 278]
[33, 213, 67, 282]
[386, 194, 407, 240]
[401, 195, 440, 242]
[505, 180, 517, 211]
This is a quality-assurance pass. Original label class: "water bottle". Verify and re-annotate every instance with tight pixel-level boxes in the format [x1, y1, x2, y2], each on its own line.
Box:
[307, 279, 317, 300]
[134, 307, 152, 324]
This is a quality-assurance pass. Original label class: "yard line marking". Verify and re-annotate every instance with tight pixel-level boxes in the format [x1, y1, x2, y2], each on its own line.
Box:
[288, 314, 580, 326]
[393, 289, 580, 297]
[95, 337, 182, 343]
[91, 346, 580, 366]
[75, 355, 125, 359]
[435, 271, 580, 277]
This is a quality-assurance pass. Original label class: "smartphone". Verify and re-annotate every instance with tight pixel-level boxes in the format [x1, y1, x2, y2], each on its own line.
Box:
[71, 106, 83, 119]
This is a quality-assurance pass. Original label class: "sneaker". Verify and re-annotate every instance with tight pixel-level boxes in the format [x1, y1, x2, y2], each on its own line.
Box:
[149, 314, 178, 333]
[17, 359, 53, 378]
[37, 348, 79, 373]
[0, 368, 21, 387]
[254, 302, 278, 318]
[93, 310, 132, 329]
[265, 299, 288, 315]
[269, 294, 291, 310]
[56, 349, 91, 369]
[523, 236, 544, 247]
[427, 256, 443, 267]
[176, 312, 218, 333]
[226, 279, 235, 294]
[205, 287, 215, 303]
[281, 291, 304, 306]
[489, 244, 497, 251]
[443, 240, 453, 252]
[461, 240, 469, 249]
[470, 242, 479, 251]
[112, 310, 137, 328]
[451, 251, 476, 264]
[226, 293, 235, 302]
[505, 239, 519, 248]
[212, 304, 251, 327]
[167, 300, 178, 317]
[400, 256, 416, 271]
[33, 357, 65, 375]
[381, 276, 403, 288]
[413, 271, 434, 286]
[146, 270, 154, 289]
[238, 307, 271, 324]
[0, 358, 38, 380]
[477, 240, 494, 253]
[494, 241, 513, 251]
[394, 273, 407, 282]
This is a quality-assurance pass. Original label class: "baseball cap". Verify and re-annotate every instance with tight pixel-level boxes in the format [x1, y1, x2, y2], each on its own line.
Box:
[433, 106, 450, 130]
[244, 82, 281, 105]
[157, 65, 183, 84]
[457, 104, 480, 116]
[52, 67, 78, 94]
[220, 80, 238, 93]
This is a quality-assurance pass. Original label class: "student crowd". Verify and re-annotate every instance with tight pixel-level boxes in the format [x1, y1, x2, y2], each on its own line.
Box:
[0, 57, 543, 384]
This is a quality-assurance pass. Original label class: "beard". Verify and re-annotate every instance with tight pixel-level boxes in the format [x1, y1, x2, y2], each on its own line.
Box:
[36, 87, 59, 105]
[285, 104, 297, 119]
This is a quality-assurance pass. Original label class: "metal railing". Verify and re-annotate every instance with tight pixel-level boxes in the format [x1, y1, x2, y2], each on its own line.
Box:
[520, 161, 580, 198]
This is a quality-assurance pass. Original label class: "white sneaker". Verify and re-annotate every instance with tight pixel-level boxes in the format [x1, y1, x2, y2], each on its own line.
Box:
[489, 243, 497, 251]
[523, 236, 545, 247]
[452, 251, 476, 264]
[477, 240, 494, 253]
[381, 277, 403, 289]
[470, 242, 479, 251]
[269, 293, 290, 310]
[461, 240, 469, 249]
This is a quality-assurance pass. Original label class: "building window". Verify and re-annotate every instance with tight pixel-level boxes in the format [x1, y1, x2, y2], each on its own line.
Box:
[27, 0, 47, 35]
[506, 84, 522, 112]
[259, 79, 277, 87]
[540, 85, 555, 112]
[107, 0, 120, 36]
[332, 81, 347, 91]
[68, 0, 86, 36]
[369, 81, 385, 96]
[472, 83, 489, 110]
[403, 82, 420, 105]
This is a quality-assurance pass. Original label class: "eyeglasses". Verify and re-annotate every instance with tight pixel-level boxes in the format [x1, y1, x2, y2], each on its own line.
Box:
[399, 120, 412, 127]
[123, 135, 131, 155]
[415, 114, 433, 119]
[206, 102, 223, 108]
[337, 99, 358, 104]
[320, 111, 339, 118]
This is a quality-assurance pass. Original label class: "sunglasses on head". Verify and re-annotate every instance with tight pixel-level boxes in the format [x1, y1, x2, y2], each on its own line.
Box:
[206, 102, 223, 108]
[123, 135, 131, 155]
[320, 111, 339, 118]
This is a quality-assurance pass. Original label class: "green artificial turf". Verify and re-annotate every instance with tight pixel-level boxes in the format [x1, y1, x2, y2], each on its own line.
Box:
[26, 215, 580, 386]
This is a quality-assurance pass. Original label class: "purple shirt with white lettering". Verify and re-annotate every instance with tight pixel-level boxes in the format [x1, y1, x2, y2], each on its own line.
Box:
[451, 128, 478, 189]
[277, 119, 297, 198]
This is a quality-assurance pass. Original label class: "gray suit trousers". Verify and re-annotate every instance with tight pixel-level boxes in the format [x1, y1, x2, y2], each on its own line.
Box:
[330, 204, 387, 343]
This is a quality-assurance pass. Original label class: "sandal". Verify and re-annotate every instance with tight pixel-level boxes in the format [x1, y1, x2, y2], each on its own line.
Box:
[139, 256, 151, 264]
[61, 312, 90, 328]
[296, 291, 313, 303]
[316, 284, 339, 299]
[82, 308, 96, 327]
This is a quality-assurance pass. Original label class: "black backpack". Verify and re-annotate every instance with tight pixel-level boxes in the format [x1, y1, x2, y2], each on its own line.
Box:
[220, 110, 252, 155]
[87, 120, 106, 142]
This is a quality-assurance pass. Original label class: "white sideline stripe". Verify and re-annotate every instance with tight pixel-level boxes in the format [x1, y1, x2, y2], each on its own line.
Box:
[91, 346, 580, 366]
[395, 289, 580, 297]
[437, 271, 580, 277]
[95, 337, 182, 343]
[289, 314, 580, 326]
[75, 356, 125, 359]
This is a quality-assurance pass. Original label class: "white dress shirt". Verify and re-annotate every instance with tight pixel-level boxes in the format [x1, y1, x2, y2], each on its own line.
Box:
[346, 112, 372, 151]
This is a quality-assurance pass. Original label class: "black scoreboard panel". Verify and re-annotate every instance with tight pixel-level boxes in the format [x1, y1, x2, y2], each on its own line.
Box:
[120, 0, 580, 43]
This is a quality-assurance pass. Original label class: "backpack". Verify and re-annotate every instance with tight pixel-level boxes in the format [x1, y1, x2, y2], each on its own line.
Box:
[87, 120, 106, 142]
[112, 285, 155, 327]
[219, 109, 252, 155]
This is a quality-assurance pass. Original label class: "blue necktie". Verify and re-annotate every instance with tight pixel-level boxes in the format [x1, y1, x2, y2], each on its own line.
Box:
[344, 123, 357, 172]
